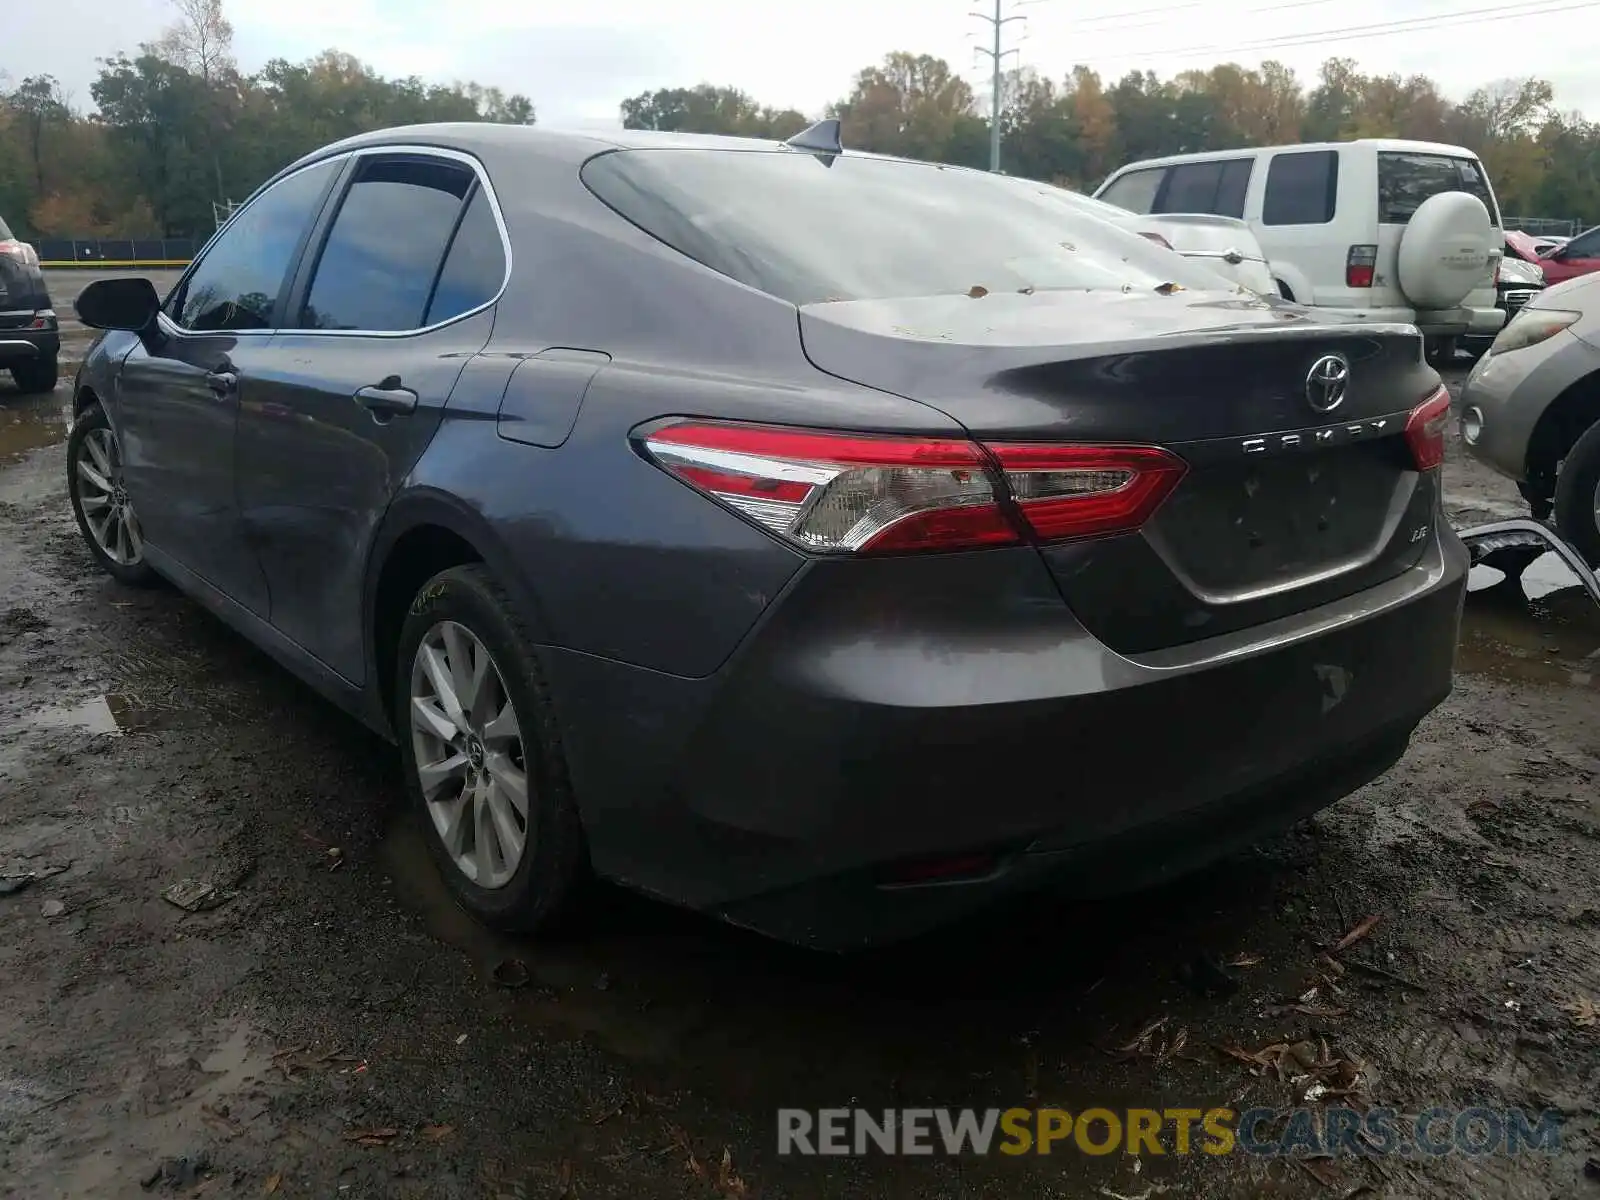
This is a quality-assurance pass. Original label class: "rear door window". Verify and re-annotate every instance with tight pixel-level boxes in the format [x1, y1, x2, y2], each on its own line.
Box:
[299, 156, 474, 332]
[424, 187, 508, 326]
[1097, 168, 1165, 214]
[1377, 152, 1500, 226]
[1262, 150, 1338, 226]
[1153, 159, 1252, 219]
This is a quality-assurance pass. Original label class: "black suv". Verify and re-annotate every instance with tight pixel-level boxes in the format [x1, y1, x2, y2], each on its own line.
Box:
[0, 215, 60, 393]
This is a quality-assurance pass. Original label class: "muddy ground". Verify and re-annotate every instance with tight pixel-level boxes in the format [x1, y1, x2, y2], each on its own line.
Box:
[3, 285, 1599, 1198]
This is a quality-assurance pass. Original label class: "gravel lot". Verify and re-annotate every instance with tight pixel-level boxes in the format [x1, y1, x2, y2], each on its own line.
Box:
[2, 274, 1598, 1198]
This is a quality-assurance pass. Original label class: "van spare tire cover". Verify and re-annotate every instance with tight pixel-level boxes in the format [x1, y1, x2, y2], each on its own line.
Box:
[1396, 191, 1495, 309]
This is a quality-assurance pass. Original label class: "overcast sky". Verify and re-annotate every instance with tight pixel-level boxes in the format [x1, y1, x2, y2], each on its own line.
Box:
[6, 0, 1600, 130]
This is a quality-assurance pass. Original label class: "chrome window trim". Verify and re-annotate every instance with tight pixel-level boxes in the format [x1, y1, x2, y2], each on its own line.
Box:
[159, 143, 513, 341]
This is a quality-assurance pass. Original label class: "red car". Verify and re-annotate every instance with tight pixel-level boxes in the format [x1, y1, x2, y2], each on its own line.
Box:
[1506, 226, 1600, 285]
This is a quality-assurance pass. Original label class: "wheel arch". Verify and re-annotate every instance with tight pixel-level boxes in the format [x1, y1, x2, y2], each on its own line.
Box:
[365, 489, 555, 735]
[1524, 367, 1600, 496]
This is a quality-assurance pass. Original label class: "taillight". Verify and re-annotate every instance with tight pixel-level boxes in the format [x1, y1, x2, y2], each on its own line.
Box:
[986, 443, 1188, 541]
[1404, 386, 1451, 472]
[1346, 244, 1377, 289]
[0, 239, 39, 267]
[638, 421, 1188, 554]
[1138, 231, 1174, 250]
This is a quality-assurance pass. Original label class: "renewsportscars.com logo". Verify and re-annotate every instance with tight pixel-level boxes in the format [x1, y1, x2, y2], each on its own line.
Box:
[776, 1106, 1563, 1158]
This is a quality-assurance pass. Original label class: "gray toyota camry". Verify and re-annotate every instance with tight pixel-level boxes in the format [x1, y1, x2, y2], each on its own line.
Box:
[65, 121, 1467, 949]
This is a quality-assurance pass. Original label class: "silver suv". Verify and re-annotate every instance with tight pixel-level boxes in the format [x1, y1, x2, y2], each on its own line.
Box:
[1458, 270, 1600, 564]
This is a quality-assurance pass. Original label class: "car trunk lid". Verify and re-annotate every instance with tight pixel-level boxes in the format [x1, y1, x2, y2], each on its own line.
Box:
[799, 288, 1443, 652]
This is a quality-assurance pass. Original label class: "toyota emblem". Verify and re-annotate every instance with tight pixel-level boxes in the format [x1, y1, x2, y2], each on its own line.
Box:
[1305, 354, 1350, 413]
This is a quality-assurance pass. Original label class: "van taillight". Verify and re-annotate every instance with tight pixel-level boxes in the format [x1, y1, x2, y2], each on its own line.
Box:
[1346, 245, 1377, 289]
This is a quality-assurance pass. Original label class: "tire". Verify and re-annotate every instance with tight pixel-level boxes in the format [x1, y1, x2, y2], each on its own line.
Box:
[11, 355, 59, 394]
[1552, 419, 1600, 567]
[394, 564, 588, 933]
[66, 403, 160, 587]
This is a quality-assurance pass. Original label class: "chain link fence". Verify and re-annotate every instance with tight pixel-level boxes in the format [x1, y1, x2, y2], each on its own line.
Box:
[1501, 216, 1588, 238]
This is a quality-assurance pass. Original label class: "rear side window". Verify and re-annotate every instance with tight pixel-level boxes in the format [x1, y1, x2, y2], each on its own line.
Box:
[582, 149, 1229, 307]
[1262, 150, 1338, 226]
[1377, 153, 1500, 227]
[1098, 168, 1165, 214]
[424, 188, 507, 326]
[300, 156, 474, 332]
[1153, 159, 1252, 219]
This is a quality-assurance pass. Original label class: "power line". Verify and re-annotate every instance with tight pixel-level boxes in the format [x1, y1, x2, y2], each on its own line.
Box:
[1073, 0, 1599, 67]
[1054, 0, 1342, 38]
[1043, 0, 1337, 31]
[971, 0, 1027, 171]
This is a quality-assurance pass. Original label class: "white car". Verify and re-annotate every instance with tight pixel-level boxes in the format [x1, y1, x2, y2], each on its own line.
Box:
[998, 179, 1278, 296]
[1093, 139, 1507, 364]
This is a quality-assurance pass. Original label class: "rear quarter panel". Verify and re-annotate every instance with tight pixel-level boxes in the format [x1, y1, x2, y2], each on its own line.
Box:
[405, 144, 968, 680]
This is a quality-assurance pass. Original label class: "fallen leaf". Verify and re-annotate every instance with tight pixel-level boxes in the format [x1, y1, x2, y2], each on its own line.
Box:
[1227, 953, 1263, 968]
[666, 1123, 706, 1180]
[1154, 281, 1186, 295]
[967, 286, 989, 299]
[716, 1147, 749, 1198]
[1566, 997, 1597, 1027]
[262, 1175, 281, 1195]
[1332, 914, 1383, 953]
[343, 1126, 399, 1147]
[556, 1158, 575, 1199]
[420, 1123, 454, 1142]
[1219, 1044, 1267, 1067]
[1297, 1157, 1338, 1187]
[1117, 1016, 1168, 1053]
[1265, 1003, 1348, 1020]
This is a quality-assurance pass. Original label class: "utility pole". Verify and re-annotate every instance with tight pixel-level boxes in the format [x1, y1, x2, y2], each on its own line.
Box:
[970, 0, 1024, 172]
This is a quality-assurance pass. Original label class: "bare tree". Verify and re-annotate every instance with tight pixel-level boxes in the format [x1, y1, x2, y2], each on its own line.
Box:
[150, 0, 235, 83]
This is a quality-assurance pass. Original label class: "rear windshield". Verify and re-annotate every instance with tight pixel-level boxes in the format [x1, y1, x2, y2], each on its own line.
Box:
[1377, 152, 1500, 227]
[581, 148, 1230, 307]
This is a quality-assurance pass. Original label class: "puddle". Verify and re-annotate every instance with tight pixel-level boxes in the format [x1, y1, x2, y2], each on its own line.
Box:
[378, 810, 1290, 1111]
[1461, 554, 1600, 688]
[21, 694, 144, 737]
[0, 398, 68, 464]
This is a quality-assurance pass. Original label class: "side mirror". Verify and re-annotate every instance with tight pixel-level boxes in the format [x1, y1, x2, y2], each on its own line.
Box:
[74, 277, 161, 333]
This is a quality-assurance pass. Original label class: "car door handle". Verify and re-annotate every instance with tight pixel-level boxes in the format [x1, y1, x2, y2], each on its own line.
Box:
[206, 370, 238, 395]
[354, 385, 419, 416]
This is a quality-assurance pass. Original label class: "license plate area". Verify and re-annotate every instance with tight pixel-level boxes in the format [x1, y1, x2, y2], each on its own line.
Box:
[1148, 443, 1404, 594]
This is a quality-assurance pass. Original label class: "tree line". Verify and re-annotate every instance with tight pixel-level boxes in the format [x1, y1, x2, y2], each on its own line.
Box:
[4, 4, 1597, 240]
[622, 55, 1600, 225]
[0, 0, 533, 239]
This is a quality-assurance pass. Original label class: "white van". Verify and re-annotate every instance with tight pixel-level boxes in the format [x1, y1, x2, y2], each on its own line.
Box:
[1092, 139, 1506, 361]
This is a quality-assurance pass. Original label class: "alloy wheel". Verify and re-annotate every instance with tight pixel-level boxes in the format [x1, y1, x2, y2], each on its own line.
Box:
[75, 425, 144, 566]
[408, 620, 531, 889]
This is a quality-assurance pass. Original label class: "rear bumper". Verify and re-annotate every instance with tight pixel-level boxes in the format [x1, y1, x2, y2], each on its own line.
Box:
[0, 328, 60, 364]
[1313, 305, 1502, 337]
[549, 524, 1469, 950]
